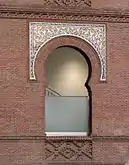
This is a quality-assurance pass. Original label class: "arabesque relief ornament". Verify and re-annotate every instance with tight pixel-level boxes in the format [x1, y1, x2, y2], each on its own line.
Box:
[29, 22, 106, 81]
[43, 0, 91, 8]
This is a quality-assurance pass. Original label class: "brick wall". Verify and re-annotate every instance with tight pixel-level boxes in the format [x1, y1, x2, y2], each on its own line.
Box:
[0, 4, 129, 165]
[0, 19, 44, 136]
[92, 0, 129, 9]
[92, 23, 129, 136]
[0, 140, 45, 165]
[0, 0, 129, 9]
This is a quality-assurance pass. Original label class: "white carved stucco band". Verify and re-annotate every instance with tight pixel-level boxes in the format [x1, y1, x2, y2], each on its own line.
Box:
[29, 22, 106, 81]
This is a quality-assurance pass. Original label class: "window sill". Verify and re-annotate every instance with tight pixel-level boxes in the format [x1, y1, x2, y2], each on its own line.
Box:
[46, 132, 88, 136]
[45, 132, 91, 140]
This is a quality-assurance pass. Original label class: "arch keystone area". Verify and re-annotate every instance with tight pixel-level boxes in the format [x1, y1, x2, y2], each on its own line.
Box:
[29, 22, 106, 81]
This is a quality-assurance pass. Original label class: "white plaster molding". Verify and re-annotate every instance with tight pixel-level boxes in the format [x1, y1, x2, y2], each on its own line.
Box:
[29, 22, 106, 81]
[46, 132, 88, 136]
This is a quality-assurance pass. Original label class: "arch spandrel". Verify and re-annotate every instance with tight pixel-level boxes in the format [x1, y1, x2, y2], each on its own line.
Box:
[29, 22, 106, 81]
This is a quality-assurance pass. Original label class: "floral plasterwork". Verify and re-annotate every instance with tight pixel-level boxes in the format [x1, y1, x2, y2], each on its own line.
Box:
[29, 22, 106, 81]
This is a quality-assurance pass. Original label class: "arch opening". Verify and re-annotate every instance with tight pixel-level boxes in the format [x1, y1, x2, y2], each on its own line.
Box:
[45, 46, 92, 136]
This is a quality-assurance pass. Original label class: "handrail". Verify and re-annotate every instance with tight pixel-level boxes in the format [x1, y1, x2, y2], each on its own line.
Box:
[46, 87, 89, 98]
[46, 87, 61, 96]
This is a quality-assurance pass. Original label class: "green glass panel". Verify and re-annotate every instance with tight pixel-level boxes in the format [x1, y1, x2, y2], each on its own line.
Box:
[45, 96, 89, 133]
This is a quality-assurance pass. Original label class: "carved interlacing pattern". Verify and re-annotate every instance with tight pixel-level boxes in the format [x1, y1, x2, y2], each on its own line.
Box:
[45, 140, 92, 161]
[43, 0, 91, 7]
[29, 22, 106, 81]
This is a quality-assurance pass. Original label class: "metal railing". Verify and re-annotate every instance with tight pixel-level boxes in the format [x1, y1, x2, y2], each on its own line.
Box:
[46, 87, 61, 96]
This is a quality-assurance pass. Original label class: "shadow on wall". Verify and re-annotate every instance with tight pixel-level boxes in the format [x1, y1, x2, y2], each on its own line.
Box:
[45, 46, 89, 96]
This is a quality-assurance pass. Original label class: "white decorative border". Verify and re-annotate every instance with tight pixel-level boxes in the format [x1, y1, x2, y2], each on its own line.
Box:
[46, 132, 88, 136]
[29, 22, 106, 81]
